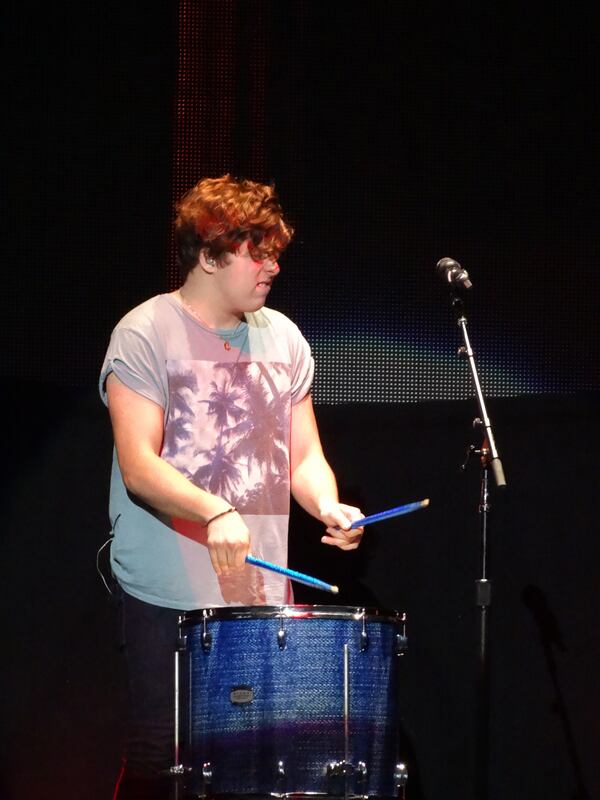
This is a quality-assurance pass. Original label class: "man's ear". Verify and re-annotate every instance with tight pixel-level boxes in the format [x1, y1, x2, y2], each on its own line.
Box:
[199, 249, 219, 274]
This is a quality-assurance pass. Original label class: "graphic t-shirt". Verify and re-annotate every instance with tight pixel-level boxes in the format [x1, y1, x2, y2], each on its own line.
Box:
[99, 293, 314, 609]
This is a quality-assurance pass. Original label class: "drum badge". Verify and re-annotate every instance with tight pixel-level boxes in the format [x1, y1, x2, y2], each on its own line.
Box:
[230, 685, 254, 705]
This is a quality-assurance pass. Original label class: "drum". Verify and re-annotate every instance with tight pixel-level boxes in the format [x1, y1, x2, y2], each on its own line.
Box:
[176, 605, 407, 798]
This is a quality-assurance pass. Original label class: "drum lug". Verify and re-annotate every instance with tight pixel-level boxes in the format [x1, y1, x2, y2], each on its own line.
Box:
[202, 614, 212, 653]
[395, 613, 408, 656]
[277, 619, 287, 650]
[202, 761, 213, 794]
[360, 619, 369, 652]
[327, 760, 354, 795]
[166, 762, 192, 797]
[327, 759, 354, 776]
[276, 759, 286, 792]
[395, 632, 408, 655]
[394, 762, 408, 797]
[168, 763, 192, 777]
[356, 760, 367, 793]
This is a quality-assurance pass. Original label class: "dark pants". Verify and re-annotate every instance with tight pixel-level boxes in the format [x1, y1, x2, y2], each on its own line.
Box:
[114, 588, 185, 799]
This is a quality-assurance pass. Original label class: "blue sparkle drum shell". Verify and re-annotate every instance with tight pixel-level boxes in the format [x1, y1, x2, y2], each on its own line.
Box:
[178, 605, 406, 798]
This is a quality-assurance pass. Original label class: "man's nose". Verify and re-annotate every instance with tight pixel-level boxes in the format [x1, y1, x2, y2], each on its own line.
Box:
[264, 260, 280, 276]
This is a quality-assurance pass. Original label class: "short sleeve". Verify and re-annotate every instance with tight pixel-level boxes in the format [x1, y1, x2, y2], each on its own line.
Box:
[289, 324, 315, 405]
[99, 325, 167, 409]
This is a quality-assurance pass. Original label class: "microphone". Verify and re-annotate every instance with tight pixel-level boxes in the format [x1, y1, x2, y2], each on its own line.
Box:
[436, 257, 473, 289]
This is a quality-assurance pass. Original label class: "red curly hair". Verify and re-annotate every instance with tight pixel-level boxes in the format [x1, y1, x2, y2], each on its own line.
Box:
[175, 174, 294, 276]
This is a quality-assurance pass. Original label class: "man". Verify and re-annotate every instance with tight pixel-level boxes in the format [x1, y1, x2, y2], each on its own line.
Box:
[100, 174, 364, 798]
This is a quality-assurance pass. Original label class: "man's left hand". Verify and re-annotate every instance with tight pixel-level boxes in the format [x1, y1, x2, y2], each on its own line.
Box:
[319, 502, 364, 551]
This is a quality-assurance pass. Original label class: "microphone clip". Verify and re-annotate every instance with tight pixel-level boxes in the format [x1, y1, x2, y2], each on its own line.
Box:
[436, 257, 473, 290]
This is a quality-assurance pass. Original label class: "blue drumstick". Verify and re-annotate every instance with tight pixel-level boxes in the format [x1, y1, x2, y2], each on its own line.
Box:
[245, 554, 339, 594]
[350, 498, 430, 529]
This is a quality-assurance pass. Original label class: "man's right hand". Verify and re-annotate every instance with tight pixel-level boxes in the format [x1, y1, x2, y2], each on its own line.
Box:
[206, 511, 250, 576]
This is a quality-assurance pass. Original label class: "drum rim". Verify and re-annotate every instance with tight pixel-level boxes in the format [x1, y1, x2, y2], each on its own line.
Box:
[179, 604, 404, 624]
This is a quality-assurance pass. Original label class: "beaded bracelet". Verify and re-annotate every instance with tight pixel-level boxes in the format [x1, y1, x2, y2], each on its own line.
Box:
[206, 506, 236, 526]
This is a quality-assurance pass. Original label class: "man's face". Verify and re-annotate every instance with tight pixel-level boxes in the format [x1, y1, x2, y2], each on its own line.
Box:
[212, 240, 281, 316]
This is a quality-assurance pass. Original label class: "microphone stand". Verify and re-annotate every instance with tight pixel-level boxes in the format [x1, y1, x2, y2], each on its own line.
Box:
[447, 287, 507, 800]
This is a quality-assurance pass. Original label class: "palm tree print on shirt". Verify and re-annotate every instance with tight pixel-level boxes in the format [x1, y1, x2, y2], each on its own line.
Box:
[162, 359, 292, 515]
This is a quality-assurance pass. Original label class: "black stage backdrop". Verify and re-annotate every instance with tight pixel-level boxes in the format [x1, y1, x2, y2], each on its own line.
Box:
[3, 2, 599, 799]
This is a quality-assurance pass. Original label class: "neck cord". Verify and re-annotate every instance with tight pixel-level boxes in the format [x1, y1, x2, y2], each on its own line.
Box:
[177, 290, 245, 350]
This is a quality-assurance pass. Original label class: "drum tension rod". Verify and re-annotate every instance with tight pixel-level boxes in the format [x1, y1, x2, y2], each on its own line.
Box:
[277, 609, 287, 649]
[202, 762, 213, 795]
[395, 762, 408, 799]
[201, 612, 212, 652]
[276, 759, 286, 793]
[395, 613, 408, 656]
